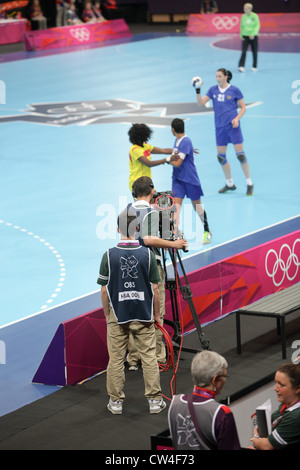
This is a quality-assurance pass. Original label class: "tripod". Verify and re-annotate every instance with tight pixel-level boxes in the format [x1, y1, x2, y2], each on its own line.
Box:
[161, 247, 210, 354]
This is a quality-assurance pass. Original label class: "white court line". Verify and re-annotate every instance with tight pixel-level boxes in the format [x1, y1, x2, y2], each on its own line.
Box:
[244, 115, 300, 119]
[0, 220, 66, 312]
[1, 215, 299, 331]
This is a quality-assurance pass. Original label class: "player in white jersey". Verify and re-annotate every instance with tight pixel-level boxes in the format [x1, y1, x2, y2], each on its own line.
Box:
[192, 68, 254, 196]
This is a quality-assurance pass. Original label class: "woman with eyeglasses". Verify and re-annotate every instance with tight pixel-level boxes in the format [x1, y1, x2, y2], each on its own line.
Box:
[168, 350, 241, 450]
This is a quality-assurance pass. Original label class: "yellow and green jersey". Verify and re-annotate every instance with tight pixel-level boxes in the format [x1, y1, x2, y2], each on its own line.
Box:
[129, 143, 153, 191]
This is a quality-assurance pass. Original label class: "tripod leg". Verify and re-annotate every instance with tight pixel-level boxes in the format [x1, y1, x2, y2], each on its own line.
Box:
[169, 248, 210, 351]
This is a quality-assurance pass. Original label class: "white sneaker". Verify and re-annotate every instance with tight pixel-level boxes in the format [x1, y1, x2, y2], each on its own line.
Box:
[148, 398, 166, 414]
[202, 231, 212, 245]
[238, 66, 245, 72]
[251, 67, 258, 72]
[107, 398, 123, 414]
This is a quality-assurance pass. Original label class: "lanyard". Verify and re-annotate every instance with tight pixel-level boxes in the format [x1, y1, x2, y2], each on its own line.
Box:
[193, 386, 216, 399]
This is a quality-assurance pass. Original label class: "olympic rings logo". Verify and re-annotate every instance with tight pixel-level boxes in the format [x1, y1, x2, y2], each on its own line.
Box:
[70, 27, 91, 42]
[212, 16, 240, 30]
[265, 239, 300, 286]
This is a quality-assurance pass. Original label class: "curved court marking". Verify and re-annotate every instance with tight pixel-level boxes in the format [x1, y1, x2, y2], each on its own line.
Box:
[115, 41, 220, 65]
[0, 220, 66, 311]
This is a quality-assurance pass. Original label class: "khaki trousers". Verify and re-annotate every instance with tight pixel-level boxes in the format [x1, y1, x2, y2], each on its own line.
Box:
[127, 264, 166, 365]
[106, 308, 162, 402]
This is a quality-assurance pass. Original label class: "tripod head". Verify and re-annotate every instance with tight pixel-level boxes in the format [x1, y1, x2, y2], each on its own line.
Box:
[152, 190, 188, 252]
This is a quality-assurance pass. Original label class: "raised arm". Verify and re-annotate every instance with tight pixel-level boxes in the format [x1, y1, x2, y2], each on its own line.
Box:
[192, 76, 210, 107]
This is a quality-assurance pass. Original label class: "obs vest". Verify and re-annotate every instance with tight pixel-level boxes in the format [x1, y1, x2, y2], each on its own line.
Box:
[106, 244, 154, 324]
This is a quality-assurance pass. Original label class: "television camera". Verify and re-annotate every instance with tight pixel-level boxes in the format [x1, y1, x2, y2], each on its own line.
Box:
[152, 191, 210, 352]
[152, 190, 188, 252]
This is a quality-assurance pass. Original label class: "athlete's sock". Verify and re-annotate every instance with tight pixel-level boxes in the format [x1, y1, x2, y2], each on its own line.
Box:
[203, 210, 209, 232]
[199, 210, 209, 232]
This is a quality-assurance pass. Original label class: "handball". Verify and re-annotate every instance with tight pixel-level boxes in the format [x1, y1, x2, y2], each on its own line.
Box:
[191, 76, 203, 88]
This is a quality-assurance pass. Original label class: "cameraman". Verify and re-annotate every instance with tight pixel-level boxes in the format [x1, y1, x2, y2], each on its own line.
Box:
[97, 210, 166, 415]
[126, 176, 188, 368]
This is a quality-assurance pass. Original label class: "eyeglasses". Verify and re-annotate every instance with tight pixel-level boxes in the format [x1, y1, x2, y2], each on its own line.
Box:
[217, 374, 229, 379]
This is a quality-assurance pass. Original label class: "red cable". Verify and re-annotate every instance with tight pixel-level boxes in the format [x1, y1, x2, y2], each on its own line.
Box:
[155, 249, 185, 402]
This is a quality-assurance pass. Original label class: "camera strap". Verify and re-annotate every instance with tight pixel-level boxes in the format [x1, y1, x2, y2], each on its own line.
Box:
[187, 394, 216, 450]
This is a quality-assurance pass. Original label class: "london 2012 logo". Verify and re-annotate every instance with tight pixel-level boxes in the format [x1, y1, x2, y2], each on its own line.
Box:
[265, 239, 300, 287]
[0, 98, 261, 127]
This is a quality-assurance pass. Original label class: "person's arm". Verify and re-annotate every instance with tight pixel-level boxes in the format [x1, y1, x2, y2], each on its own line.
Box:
[251, 13, 260, 38]
[251, 436, 275, 450]
[231, 98, 246, 128]
[196, 93, 210, 107]
[240, 14, 245, 39]
[215, 406, 241, 450]
[142, 209, 188, 250]
[97, 253, 110, 319]
[147, 250, 161, 323]
[169, 157, 184, 168]
[143, 235, 188, 251]
[152, 283, 161, 323]
[138, 153, 178, 167]
[192, 77, 211, 107]
[151, 146, 173, 155]
[101, 286, 110, 319]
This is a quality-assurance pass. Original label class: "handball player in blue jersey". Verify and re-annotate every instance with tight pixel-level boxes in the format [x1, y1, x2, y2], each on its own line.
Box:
[192, 68, 254, 196]
[169, 118, 212, 245]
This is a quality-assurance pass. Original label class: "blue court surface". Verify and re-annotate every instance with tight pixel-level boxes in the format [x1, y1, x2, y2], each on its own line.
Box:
[0, 31, 299, 416]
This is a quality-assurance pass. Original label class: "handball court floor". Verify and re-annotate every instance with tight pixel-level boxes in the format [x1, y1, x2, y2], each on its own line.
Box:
[0, 21, 299, 450]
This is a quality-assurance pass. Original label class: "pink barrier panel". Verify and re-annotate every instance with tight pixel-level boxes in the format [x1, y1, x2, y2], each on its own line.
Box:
[186, 13, 300, 35]
[33, 308, 108, 386]
[33, 230, 300, 386]
[0, 19, 27, 45]
[24, 19, 132, 51]
[166, 230, 300, 332]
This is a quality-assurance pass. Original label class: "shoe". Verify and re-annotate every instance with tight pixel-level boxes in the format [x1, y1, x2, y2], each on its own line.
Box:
[128, 364, 139, 371]
[218, 184, 237, 194]
[107, 398, 123, 415]
[246, 184, 254, 196]
[202, 231, 212, 245]
[251, 67, 258, 72]
[238, 66, 245, 72]
[148, 398, 166, 414]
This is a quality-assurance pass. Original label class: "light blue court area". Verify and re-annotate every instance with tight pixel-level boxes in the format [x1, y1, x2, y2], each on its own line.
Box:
[0, 34, 300, 326]
[0, 33, 299, 415]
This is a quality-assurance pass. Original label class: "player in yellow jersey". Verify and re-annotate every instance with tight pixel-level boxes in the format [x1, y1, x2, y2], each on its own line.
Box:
[128, 123, 178, 191]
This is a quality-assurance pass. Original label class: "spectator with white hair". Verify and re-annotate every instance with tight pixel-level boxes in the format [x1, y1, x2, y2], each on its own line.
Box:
[168, 350, 241, 450]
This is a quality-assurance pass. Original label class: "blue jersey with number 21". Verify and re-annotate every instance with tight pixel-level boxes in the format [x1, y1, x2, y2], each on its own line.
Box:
[206, 84, 243, 128]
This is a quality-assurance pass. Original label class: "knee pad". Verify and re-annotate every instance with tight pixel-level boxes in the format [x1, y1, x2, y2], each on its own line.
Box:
[217, 153, 227, 166]
[236, 152, 247, 164]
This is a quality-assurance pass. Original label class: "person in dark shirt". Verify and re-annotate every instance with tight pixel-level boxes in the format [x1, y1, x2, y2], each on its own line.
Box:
[97, 210, 166, 415]
[200, 0, 218, 14]
[251, 363, 300, 450]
